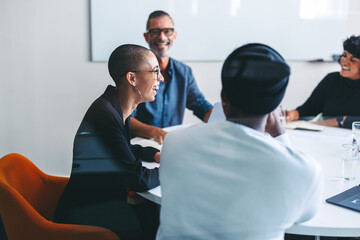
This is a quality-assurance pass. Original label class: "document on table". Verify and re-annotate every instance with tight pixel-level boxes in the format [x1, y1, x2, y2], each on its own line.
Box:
[284, 121, 325, 131]
[131, 138, 162, 150]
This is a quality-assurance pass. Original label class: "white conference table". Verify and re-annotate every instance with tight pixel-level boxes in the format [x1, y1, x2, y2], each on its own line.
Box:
[131, 124, 360, 238]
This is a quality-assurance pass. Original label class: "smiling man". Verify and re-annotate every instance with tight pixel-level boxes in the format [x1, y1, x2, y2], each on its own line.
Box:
[130, 10, 213, 144]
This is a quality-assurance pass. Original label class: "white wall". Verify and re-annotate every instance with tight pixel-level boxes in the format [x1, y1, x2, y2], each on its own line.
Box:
[1, 0, 359, 177]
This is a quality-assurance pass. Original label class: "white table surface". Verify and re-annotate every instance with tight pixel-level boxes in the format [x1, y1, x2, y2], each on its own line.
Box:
[286, 127, 360, 237]
[132, 124, 360, 237]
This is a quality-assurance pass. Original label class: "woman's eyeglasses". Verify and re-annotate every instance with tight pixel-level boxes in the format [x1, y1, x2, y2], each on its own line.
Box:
[131, 67, 161, 80]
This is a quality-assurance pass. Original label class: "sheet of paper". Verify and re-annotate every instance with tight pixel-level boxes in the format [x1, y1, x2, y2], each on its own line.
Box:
[284, 120, 325, 131]
[131, 138, 162, 150]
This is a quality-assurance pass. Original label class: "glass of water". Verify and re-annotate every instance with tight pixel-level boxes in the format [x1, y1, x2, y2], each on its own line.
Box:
[341, 143, 359, 181]
[352, 121, 360, 146]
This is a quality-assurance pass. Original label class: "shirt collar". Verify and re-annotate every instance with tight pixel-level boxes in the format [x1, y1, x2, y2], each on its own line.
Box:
[168, 57, 174, 76]
[103, 85, 124, 122]
[341, 74, 360, 88]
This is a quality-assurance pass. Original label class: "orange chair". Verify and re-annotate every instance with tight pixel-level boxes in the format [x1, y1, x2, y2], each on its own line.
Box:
[0, 153, 120, 240]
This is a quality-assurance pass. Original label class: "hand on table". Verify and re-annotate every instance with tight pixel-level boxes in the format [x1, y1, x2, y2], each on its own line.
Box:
[154, 152, 161, 163]
[130, 117, 167, 144]
[286, 109, 299, 122]
[151, 127, 167, 145]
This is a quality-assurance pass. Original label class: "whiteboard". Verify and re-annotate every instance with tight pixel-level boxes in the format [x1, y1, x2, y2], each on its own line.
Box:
[90, 0, 348, 62]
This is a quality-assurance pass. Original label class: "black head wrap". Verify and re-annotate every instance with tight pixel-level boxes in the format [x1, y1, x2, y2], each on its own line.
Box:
[221, 43, 290, 114]
[343, 35, 360, 59]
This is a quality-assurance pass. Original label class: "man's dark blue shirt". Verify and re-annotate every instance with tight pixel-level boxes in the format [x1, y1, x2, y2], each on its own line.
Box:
[132, 58, 212, 128]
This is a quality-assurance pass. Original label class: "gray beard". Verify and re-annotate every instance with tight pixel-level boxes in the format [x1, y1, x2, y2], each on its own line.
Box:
[150, 46, 172, 58]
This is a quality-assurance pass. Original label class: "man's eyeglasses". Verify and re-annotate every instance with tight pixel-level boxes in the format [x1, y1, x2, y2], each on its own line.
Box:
[147, 28, 174, 38]
[131, 67, 161, 80]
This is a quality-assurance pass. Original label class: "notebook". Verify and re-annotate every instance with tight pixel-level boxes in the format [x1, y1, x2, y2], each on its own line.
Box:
[283, 120, 325, 131]
[326, 185, 360, 213]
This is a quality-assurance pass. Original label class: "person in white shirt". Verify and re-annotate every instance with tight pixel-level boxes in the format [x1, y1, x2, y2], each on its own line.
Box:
[156, 43, 323, 240]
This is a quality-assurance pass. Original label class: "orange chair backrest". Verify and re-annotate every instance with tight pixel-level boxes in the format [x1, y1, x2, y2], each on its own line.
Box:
[0, 153, 68, 220]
